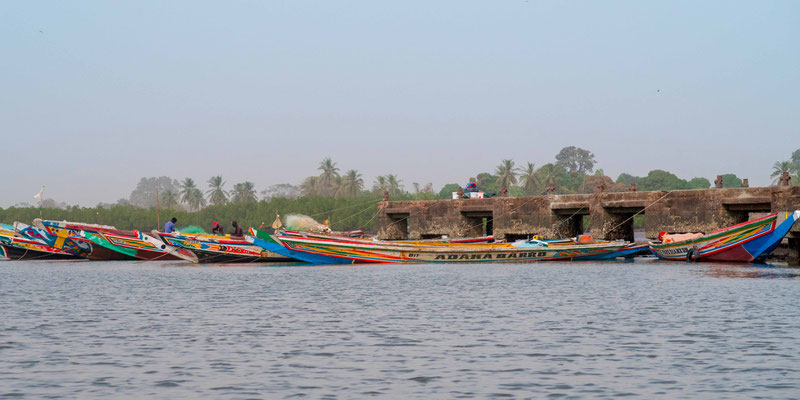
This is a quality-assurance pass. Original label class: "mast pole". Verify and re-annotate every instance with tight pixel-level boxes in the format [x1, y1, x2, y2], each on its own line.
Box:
[156, 187, 161, 230]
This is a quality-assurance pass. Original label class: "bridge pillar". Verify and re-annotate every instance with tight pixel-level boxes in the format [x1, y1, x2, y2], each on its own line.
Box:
[589, 199, 634, 241]
[789, 237, 799, 267]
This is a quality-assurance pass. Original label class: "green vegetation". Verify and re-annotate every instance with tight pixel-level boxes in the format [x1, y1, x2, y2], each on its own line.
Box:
[231, 182, 258, 203]
[616, 170, 710, 191]
[206, 176, 229, 205]
[1, 195, 386, 232]
[555, 146, 596, 174]
[719, 174, 742, 188]
[9, 147, 797, 232]
[179, 178, 206, 211]
[770, 148, 800, 186]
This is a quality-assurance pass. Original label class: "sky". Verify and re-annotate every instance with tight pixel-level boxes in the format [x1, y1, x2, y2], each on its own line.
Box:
[1, 0, 798, 207]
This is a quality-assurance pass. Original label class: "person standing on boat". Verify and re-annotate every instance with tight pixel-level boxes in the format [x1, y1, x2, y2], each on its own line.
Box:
[230, 220, 243, 237]
[211, 221, 224, 235]
[165, 217, 177, 233]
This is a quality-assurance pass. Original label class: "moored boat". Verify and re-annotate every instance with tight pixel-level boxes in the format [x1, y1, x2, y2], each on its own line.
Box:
[572, 243, 650, 260]
[14, 221, 93, 258]
[155, 231, 290, 264]
[247, 228, 352, 265]
[34, 219, 196, 262]
[279, 230, 514, 249]
[649, 210, 800, 262]
[272, 230, 636, 264]
[0, 224, 85, 261]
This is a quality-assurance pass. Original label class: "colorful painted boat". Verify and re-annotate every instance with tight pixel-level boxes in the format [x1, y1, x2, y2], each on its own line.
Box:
[278, 230, 514, 249]
[14, 221, 93, 258]
[280, 230, 635, 251]
[572, 243, 650, 260]
[273, 230, 635, 264]
[649, 210, 800, 262]
[34, 219, 197, 262]
[0, 224, 85, 261]
[247, 228, 351, 265]
[398, 235, 496, 244]
[32, 220, 136, 261]
[155, 231, 290, 264]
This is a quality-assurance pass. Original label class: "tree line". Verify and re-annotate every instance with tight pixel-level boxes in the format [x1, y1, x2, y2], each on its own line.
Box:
[4, 146, 797, 232]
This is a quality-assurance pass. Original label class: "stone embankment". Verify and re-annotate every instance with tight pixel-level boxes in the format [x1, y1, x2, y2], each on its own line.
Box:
[377, 186, 800, 264]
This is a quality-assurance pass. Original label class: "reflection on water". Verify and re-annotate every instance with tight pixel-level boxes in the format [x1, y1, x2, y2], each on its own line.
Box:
[1, 259, 799, 398]
[698, 263, 800, 279]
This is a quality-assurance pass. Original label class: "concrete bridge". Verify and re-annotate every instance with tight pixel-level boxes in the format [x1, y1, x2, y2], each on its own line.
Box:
[376, 186, 800, 263]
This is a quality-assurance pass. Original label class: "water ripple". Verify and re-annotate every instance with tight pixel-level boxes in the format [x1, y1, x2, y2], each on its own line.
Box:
[0, 260, 799, 398]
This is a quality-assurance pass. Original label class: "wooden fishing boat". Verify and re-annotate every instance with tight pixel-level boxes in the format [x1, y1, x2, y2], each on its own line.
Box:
[34, 219, 197, 262]
[397, 235, 496, 244]
[155, 231, 289, 264]
[649, 210, 800, 262]
[0, 224, 85, 261]
[247, 228, 351, 265]
[267, 229, 647, 264]
[14, 221, 93, 258]
[278, 230, 514, 249]
[31, 220, 137, 261]
[272, 230, 636, 264]
[280, 230, 639, 251]
[572, 243, 650, 260]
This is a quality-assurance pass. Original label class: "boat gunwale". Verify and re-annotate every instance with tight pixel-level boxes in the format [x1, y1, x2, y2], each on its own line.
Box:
[649, 213, 777, 250]
[277, 234, 630, 254]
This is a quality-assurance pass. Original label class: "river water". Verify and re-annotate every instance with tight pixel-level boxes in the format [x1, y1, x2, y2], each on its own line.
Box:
[1, 259, 799, 399]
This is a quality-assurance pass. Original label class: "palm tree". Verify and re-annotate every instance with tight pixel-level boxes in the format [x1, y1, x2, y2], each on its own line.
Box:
[190, 189, 206, 211]
[179, 178, 195, 203]
[536, 164, 565, 194]
[160, 189, 179, 210]
[336, 170, 364, 198]
[772, 160, 794, 184]
[179, 178, 206, 211]
[495, 159, 519, 189]
[231, 182, 258, 203]
[373, 175, 388, 194]
[300, 176, 319, 196]
[520, 162, 539, 195]
[317, 157, 340, 196]
[206, 175, 229, 205]
[386, 174, 403, 197]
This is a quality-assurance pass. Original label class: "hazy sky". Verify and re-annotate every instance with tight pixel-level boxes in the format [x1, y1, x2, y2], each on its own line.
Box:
[2, 1, 798, 207]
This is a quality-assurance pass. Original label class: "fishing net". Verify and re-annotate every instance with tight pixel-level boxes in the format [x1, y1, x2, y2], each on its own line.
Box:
[284, 214, 330, 233]
[179, 225, 206, 234]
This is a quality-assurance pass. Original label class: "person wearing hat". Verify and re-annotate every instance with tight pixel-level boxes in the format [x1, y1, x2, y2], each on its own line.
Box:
[211, 221, 224, 235]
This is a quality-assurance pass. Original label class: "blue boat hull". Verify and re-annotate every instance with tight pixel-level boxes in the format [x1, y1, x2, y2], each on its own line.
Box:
[248, 235, 354, 265]
[573, 244, 649, 261]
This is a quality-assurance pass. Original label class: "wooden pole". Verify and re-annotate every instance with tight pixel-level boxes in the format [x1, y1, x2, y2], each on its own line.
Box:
[156, 187, 161, 230]
[39, 186, 44, 219]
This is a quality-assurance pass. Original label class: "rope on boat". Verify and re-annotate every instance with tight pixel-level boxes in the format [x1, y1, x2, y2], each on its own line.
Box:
[604, 190, 674, 236]
[11, 245, 61, 261]
[333, 202, 379, 226]
[554, 206, 589, 229]
[381, 190, 675, 241]
[361, 208, 381, 230]
[461, 195, 541, 234]
[381, 195, 544, 236]
[306, 198, 381, 219]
